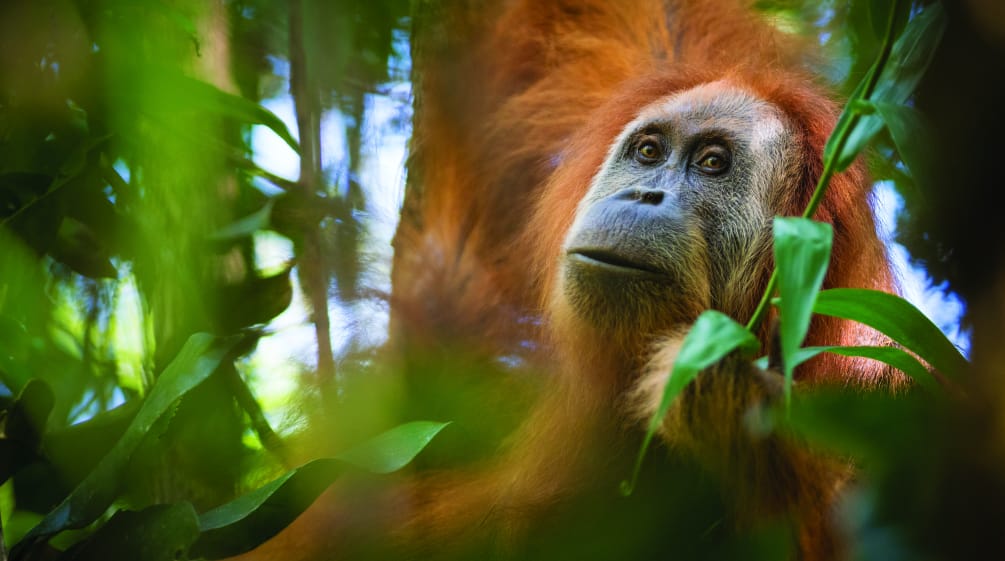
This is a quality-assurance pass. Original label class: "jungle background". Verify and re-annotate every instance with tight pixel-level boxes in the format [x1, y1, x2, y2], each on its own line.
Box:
[0, 0, 1002, 559]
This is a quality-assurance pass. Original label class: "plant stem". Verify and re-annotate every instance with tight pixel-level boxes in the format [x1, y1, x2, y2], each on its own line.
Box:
[745, 0, 903, 334]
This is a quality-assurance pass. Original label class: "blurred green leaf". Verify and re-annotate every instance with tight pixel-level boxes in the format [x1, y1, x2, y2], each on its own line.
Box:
[210, 200, 275, 242]
[175, 74, 300, 154]
[814, 289, 968, 379]
[192, 458, 341, 559]
[43, 401, 139, 489]
[624, 311, 758, 495]
[63, 503, 200, 561]
[867, 101, 935, 183]
[773, 217, 833, 410]
[336, 420, 450, 474]
[11, 333, 235, 557]
[215, 266, 293, 332]
[193, 421, 449, 559]
[785, 390, 920, 467]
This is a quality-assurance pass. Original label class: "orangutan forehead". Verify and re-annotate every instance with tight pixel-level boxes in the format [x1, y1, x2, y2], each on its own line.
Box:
[618, 81, 788, 149]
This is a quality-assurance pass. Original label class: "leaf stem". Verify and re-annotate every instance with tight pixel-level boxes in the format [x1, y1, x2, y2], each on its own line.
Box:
[746, 0, 903, 334]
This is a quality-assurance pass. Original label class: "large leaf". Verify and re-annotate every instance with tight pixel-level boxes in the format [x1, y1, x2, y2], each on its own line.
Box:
[773, 217, 833, 410]
[827, 2, 945, 171]
[814, 288, 968, 379]
[10, 334, 235, 558]
[192, 421, 449, 559]
[335, 420, 450, 474]
[623, 311, 758, 495]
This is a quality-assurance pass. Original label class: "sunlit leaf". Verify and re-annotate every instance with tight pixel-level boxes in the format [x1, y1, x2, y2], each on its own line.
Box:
[11, 334, 235, 557]
[623, 311, 758, 495]
[773, 217, 833, 409]
[814, 289, 967, 379]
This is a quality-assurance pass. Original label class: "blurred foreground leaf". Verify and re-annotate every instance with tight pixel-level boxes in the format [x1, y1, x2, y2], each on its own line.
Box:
[193, 421, 449, 559]
[11, 333, 235, 558]
[172, 73, 300, 154]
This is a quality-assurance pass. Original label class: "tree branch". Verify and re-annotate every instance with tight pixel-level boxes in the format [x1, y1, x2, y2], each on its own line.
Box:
[289, 0, 336, 387]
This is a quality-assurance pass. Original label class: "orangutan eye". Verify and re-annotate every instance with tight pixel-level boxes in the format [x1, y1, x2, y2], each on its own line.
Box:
[693, 145, 731, 175]
[634, 137, 664, 164]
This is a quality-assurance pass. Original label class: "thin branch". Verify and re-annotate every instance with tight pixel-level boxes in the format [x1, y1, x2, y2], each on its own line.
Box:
[222, 362, 290, 465]
[289, 0, 336, 387]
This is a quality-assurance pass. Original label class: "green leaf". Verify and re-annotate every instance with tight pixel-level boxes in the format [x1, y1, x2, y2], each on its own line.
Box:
[192, 458, 341, 558]
[622, 311, 758, 496]
[814, 288, 968, 379]
[776, 345, 937, 393]
[192, 421, 449, 559]
[870, 3, 945, 106]
[867, 101, 935, 183]
[210, 200, 275, 242]
[336, 420, 451, 474]
[828, 3, 945, 170]
[215, 266, 294, 332]
[11, 334, 234, 556]
[43, 401, 140, 489]
[178, 75, 300, 154]
[773, 217, 833, 410]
